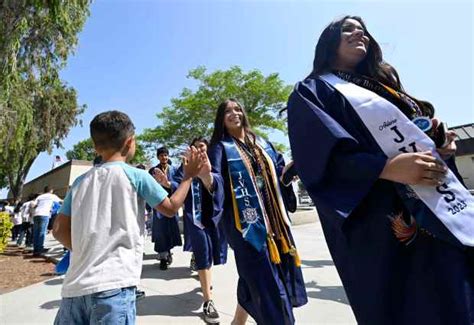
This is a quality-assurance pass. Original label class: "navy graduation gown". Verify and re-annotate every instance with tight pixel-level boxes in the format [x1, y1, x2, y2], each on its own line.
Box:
[287, 76, 474, 325]
[173, 166, 228, 270]
[149, 164, 182, 253]
[202, 138, 308, 325]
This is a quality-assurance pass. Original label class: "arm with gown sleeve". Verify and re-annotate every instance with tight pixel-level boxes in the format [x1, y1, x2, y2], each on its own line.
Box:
[172, 164, 184, 184]
[268, 141, 297, 213]
[287, 79, 388, 218]
[201, 143, 226, 227]
[168, 165, 179, 193]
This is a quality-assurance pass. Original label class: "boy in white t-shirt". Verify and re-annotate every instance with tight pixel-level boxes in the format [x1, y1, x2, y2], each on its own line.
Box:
[52, 111, 203, 324]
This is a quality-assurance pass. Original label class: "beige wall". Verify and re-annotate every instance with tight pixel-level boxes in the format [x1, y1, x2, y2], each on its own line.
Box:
[12, 160, 93, 200]
[456, 155, 474, 190]
[22, 165, 72, 199]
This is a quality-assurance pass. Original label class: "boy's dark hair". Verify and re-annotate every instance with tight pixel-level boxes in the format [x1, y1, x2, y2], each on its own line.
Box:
[44, 185, 51, 193]
[156, 147, 169, 156]
[90, 111, 135, 151]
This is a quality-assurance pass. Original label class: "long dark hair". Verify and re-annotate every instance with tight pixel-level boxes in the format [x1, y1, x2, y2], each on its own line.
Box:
[210, 99, 256, 146]
[309, 15, 433, 117]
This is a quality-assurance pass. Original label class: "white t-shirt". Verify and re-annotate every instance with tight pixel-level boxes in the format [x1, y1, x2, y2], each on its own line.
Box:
[33, 193, 61, 217]
[20, 201, 33, 223]
[12, 211, 22, 225]
[59, 161, 168, 298]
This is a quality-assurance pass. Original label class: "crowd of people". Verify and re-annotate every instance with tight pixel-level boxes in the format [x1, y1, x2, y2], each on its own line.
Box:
[4, 186, 62, 257]
[4, 15, 473, 325]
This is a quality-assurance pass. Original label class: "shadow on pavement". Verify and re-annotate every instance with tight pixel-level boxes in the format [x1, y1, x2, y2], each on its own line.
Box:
[142, 253, 159, 261]
[136, 287, 204, 319]
[301, 259, 334, 268]
[305, 280, 349, 305]
[40, 299, 61, 310]
[141, 265, 199, 282]
[44, 278, 64, 286]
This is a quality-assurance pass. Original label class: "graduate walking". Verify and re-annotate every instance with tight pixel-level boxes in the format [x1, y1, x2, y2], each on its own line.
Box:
[287, 15, 474, 325]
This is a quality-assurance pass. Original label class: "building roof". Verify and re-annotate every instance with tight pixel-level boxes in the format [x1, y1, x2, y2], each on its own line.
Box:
[25, 159, 92, 184]
[450, 123, 474, 156]
[450, 123, 474, 140]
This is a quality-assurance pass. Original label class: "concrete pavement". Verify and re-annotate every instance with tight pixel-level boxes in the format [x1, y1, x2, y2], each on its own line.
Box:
[1, 210, 356, 324]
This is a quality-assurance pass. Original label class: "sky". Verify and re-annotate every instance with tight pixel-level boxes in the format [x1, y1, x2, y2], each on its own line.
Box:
[2, 0, 473, 197]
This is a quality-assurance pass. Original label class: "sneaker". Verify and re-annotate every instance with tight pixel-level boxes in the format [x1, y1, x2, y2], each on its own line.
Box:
[159, 259, 168, 270]
[136, 289, 146, 301]
[190, 254, 197, 271]
[203, 300, 220, 324]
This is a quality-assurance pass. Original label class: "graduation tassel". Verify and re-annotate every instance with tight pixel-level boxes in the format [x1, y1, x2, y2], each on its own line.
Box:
[267, 236, 281, 264]
[280, 236, 290, 254]
[289, 246, 302, 267]
[293, 249, 302, 267]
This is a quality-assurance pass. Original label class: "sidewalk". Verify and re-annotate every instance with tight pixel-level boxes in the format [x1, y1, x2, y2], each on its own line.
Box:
[1, 209, 356, 324]
[42, 207, 320, 264]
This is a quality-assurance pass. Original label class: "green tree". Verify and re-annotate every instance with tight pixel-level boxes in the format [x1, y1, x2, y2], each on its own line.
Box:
[66, 138, 149, 165]
[141, 66, 292, 152]
[3, 78, 85, 200]
[0, 0, 91, 200]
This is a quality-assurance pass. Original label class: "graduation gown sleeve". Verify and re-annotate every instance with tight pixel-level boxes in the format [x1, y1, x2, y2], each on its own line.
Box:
[288, 78, 388, 218]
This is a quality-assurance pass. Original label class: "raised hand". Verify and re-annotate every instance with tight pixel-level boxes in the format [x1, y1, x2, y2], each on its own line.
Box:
[198, 151, 212, 178]
[380, 151, 448, 186]
[153, 168, 170, 188]
[436, 130, 457, 160]
[183, 146, 203, 179]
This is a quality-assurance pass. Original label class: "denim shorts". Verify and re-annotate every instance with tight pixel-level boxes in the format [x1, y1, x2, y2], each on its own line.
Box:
[54, 286, 136, 325]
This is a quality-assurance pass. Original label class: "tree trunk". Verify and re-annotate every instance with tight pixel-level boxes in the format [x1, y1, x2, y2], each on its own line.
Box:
[8, 156, 36, 202]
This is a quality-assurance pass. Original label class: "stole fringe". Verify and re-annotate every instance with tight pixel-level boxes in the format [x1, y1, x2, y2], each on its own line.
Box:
[293, 249, 302, 267]
[267, 236, 281, 264]
[280, 236, 290, 254]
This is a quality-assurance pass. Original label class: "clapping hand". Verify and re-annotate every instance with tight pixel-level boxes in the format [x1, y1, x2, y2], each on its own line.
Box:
[153, 168, 171, 188]
[182, 146, 203, 179]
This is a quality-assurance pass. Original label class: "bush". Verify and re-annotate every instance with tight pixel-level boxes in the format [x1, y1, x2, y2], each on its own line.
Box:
[0, 212, 13, 253]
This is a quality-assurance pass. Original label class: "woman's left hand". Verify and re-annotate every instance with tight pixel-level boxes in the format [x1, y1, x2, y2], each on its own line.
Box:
[436, 130, 457, 160]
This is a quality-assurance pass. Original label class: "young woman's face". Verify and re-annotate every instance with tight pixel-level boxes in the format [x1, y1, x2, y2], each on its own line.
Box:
[335, 18, 370, 68]
[193, 141, 208, 153]
[223, 101, 244, 132]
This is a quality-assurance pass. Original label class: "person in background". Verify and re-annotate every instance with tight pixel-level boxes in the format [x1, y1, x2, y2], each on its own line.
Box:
[11, 202, 23, 242]
[16, 194, 36, 247]
[31, 186, 62, 256]
[174, 136, 228, 324]
[148, 147, 182, 270]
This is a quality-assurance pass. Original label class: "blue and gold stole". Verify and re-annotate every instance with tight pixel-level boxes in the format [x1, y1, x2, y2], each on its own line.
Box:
[222, 137, 268, 252]
[222, 136, 300, 266]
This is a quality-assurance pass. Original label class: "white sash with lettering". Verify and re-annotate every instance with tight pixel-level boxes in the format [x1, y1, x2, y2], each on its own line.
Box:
[321, 73, 474, 247]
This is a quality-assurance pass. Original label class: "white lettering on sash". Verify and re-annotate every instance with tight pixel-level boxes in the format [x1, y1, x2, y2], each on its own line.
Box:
[238, 172, 252, 207]
[321, 73, 474, 246]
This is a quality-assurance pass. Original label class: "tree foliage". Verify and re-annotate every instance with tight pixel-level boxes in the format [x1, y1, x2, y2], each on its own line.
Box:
[66, 138, 149, 165]
[141, 66, 292, 152]
[0, 0, 90, 200]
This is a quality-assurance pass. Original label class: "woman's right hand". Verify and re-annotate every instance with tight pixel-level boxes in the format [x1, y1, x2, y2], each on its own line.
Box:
[379, 151, 448, 186]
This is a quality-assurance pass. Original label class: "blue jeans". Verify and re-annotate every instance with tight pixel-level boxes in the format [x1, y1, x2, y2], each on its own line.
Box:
[54, 287, 136, 325]
[33, 216, 49, 254]
[16, 222, 32, 246]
